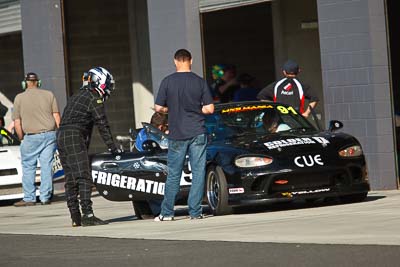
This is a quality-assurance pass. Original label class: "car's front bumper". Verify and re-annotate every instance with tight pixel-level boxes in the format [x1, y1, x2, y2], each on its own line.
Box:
[225, 164, 370, 207]
[227, 182, 370, 207]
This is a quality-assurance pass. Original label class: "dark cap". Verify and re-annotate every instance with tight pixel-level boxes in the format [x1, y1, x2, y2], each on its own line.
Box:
[25, 72, 39, 81]
[237, 73, 255, 83]
[282, 60, 299, 74]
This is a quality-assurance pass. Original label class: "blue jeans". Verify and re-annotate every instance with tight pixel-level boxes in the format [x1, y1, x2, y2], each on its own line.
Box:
[160, 133, 207, 218]
[20, 131, 57, 202]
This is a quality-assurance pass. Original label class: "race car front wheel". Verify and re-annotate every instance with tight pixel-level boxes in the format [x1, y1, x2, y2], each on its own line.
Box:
[132, 201, 154, 219]
[206, 166, 232, 216]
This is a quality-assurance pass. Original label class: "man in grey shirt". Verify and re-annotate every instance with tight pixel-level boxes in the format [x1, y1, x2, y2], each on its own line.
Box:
[12, 73, 60, 207]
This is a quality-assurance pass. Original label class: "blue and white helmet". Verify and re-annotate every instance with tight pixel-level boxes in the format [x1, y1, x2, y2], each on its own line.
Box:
[87, 67, 115, 101]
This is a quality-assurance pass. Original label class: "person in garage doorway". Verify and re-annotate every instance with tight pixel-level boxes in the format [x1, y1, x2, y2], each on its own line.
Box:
[232, 73, 260, 102]
[257, 60, 319, 117]
[210, 64, 239, 103]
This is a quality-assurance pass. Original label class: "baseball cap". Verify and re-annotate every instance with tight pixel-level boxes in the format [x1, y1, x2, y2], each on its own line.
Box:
[282, 60, 299, 74]
[25, 72, 39, 81]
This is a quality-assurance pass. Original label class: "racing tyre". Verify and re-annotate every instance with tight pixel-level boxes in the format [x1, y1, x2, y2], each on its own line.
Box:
[132, 201, 154, 220]
[339, 192, 368, 203]
[206, 166, 232, 216]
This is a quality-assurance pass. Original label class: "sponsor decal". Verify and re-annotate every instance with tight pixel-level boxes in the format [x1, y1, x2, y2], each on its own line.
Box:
[229, 188, 245, 194]
[52, 150, 63, 174]
[291, 188, 331, 195]
[264, 136, 330, 150]
[92, 170, 165, 195]
[221, 105, 273, 114]
[281, 188, 330, 197]
[220, 104, 298, 116]
[281, 192, 293, 198]
[281, 83, 293, 95]
[281, 90, 294, 96]
[294, 154, 324, 168]
[284, 83, 292, 91]
[132, 162, 140, 169]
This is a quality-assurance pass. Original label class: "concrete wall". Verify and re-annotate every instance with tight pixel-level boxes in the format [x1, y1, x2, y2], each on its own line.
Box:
[20, 0, 67, 111]
[64, 0, 134, 152]
[317, 0, 396, 189]
[128, 0, 154, 129]
[147, 0, 203, 99]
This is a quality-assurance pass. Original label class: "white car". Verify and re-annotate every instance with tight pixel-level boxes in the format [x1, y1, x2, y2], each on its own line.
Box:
[0, 127, 64, 201]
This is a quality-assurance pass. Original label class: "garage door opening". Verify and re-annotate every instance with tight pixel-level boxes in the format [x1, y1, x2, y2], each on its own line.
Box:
[201, 2, 275, 92]
[200, 0, 324, 124]
[386, 0, 400, 185]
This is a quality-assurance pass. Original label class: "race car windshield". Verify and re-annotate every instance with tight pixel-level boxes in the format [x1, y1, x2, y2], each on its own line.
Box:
[205, 106, 317, 139]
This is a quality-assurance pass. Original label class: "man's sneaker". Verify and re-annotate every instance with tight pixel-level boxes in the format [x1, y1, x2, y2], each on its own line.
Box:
[41, 200, 51, 205]
[154, 215, 174, 221]
[13, 200, 36, 207]
[71, 213, 82, 227]
[81, 214, 109, 226]
[190, 214, 204, 220]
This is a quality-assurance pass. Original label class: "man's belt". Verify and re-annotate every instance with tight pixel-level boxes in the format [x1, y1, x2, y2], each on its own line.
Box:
[26, 130, 55, 136]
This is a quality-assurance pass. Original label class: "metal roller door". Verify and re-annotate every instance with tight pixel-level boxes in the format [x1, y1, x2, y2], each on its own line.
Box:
[199, 0, 271, 13]
[0, 0, 21, 35]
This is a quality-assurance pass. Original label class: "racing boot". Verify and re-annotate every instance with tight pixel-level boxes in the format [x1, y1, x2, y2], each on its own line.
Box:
[71, 212, 82, 227]
[81, 213, 109, 227]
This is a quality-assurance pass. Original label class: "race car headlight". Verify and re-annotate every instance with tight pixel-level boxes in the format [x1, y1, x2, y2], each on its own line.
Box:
[235, 156, 273, 168]
[338, 145, 363, 157]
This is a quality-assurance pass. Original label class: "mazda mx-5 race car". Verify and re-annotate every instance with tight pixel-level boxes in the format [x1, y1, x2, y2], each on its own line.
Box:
[0, 127, 64, 201]
[91, 102, 370, 216]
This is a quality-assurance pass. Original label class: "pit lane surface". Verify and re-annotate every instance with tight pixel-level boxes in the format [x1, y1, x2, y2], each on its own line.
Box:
[1, 191, 400, 266]
[1, 234, 399, 267]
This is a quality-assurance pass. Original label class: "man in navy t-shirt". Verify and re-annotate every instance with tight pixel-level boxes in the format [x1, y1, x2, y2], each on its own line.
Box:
[154, 49, 214, 221]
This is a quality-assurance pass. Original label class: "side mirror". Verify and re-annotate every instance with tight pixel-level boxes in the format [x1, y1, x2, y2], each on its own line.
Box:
[328, 120, 343, 132]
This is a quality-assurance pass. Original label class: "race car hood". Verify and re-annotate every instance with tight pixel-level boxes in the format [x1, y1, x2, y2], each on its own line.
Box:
[208, 131, 362, 165]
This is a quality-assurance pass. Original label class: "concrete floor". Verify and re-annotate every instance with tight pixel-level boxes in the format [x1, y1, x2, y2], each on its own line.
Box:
[0, 190, 399, 245]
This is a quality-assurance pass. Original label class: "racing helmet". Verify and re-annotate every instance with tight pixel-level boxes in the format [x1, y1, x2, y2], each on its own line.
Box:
[211, 64, 225, 81]
[87, 67, 115, 101]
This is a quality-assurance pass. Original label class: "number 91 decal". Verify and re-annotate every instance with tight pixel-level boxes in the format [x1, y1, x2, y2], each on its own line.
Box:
[276, 105, 297, 115]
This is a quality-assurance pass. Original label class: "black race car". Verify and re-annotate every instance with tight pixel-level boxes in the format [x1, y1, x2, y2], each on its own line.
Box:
[91, 102, 370, 216]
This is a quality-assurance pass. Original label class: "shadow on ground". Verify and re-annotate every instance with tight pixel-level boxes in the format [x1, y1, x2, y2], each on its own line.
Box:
[232, 195, 386, 215]
[1, 191, 385, 223]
